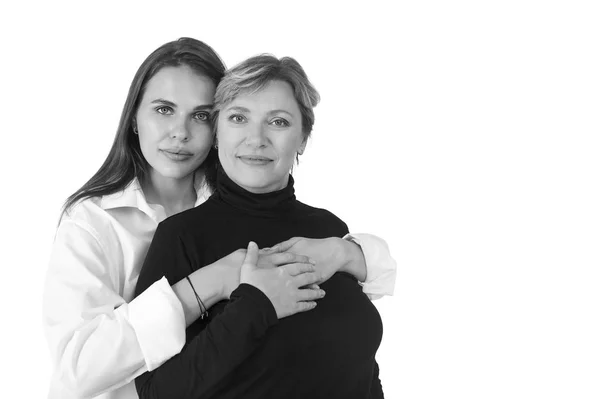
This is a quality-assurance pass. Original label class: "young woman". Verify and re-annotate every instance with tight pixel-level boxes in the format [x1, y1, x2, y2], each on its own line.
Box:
[43, 38, 395, 399]
[134, 55, 385, 398]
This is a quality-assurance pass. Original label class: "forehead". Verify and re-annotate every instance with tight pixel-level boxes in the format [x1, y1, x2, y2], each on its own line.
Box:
[229, 80, 301, 115]
[143, 65, 215, 104]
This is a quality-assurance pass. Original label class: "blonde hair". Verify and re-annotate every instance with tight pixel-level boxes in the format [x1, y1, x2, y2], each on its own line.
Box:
[212, 54, 320, 138]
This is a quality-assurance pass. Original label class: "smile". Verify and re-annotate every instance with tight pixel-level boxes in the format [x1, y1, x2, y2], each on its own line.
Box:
[237, 155, 273, 166]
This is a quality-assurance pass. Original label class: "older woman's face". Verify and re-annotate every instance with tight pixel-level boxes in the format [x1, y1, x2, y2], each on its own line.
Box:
[217, 80, 307, 193]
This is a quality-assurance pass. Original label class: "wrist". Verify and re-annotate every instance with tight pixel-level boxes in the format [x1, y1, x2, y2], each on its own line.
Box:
[211, 251, 243, 300]
[340, 237, 367, 282]
[207, 263, 232, 301]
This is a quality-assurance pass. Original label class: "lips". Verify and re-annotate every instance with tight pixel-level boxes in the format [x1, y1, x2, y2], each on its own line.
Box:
[237, 155, 274, 166]
[161, 149, 193, 162]
[162, 148, 193, 156]
[238, 155, 273, 162]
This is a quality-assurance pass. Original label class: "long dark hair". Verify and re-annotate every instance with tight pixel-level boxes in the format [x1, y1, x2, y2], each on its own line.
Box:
[61, 38, 225, 219]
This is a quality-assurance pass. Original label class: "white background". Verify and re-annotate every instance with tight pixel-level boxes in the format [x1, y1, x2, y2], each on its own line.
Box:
[1, 1, 599, 398]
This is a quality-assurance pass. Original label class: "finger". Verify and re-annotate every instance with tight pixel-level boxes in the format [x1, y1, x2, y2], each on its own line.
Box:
[259, 246, 277, 255]
[305, 283, 320, 290]
[243, 241, 259, 267]
[297, 288, 326, 301]
[294, 301, 317, 313]
[293, 272, 322, 288]
[271, 237, 303, 253]
[267, 252, 313, 266]
[282, 262, 315, 276]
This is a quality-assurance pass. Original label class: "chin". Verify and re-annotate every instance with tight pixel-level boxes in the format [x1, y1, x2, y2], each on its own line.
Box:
[158, 167, 196, 180]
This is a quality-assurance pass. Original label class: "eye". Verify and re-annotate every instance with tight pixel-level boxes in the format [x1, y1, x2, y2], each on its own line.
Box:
[193, 112, 209, 121]
[270, 118, 290, 127]
[156, 106, 173, 115]
[228, 114, 246, 124]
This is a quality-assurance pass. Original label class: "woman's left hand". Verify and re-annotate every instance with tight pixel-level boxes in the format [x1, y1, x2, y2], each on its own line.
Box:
[263, 237, 367, 284]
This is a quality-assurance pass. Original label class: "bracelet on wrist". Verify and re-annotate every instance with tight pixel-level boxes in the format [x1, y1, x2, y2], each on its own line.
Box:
[185, 276, 208, 320]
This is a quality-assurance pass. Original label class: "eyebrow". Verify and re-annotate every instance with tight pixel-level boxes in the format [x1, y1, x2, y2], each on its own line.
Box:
[224, 105, 250, 113]
[224, 105, 294, 118]
[151, 98, 213, 111]
[268, 109, 294, 118]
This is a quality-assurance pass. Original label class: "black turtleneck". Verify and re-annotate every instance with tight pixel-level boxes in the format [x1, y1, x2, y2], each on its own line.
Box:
[134, 169, 384, 399]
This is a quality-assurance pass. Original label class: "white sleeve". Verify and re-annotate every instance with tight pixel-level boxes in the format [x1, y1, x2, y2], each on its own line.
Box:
[43, 219, 186, 398]
[344, 233, 397, 300]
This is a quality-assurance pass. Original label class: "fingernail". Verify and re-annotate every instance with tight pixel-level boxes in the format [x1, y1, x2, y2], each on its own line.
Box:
[308, 258, 316, 265]
[320, 290, 326, 296]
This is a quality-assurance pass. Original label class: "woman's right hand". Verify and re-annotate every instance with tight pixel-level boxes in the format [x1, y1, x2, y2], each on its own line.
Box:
[240, 242, 325, 319]
[216, 247, 317, 300]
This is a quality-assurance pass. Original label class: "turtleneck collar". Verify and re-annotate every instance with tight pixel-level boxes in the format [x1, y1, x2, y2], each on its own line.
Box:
[213, 167, 296, 216]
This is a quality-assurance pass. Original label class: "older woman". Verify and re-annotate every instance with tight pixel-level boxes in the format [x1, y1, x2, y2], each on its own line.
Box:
[134, 54, 384, 398]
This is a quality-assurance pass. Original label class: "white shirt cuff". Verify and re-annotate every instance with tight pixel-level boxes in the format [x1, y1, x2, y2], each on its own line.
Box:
[127, 277, 186, 371]
[344, 233, 397, 300]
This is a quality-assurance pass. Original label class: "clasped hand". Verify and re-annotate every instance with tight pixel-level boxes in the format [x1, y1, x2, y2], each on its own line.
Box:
[238, 242, 326, 319]
[264, 237, 351, 284]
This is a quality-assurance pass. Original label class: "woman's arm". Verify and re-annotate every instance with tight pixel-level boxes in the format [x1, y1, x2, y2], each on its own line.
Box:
[43, 218, 321, 398]
[42, 218, 260, 397]
[343, 233, 397, 300]
[136, 283, 279, 399]
[42, 219, 186, 398]
[270, 233, 397, 300]
[134, 227, 324, 398]
[171, 249, 242, 327]
[158, 243, 316, 328]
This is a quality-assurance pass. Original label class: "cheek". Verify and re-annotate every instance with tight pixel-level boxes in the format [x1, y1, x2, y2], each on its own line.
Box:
[137, 132, 154, 154]
[278, 136, 304, 163]
[137, 117, 164, 144]
[216, 126, 240, 152]
[191, 124, 213, 143]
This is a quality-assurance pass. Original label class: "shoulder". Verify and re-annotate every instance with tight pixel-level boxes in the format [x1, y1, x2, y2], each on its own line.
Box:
[58, 190, 143, 249]
[294, 200, 349, 234]
[59, 196, 113, 241]
[53, 196, 125, 266]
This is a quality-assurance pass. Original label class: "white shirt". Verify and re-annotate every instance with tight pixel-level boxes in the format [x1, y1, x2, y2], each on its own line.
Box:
[43, 178, 397, 399]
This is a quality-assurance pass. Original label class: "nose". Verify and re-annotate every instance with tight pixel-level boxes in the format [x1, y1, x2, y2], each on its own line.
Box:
[244, 123, 268, 148]
[170, 119, 190, 142]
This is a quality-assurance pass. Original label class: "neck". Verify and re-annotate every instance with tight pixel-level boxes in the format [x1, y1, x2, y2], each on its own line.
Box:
[215, 167, 296, 217]
[235, 175, 290, 194]
[142, 171, 198, 217]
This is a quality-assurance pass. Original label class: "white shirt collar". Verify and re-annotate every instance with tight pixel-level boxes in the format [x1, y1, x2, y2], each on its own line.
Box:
[99, 176, 210, 221]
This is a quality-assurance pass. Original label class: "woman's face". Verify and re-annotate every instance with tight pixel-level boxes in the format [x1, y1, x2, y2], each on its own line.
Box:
[217, 80, 307, 193]
[135, 65, 215, 182]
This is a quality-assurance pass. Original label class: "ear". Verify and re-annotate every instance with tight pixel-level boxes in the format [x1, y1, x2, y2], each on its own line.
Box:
[213, 126, 219, 148]
[297, 138, 308, 155]
[213, 120, 220, 148]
